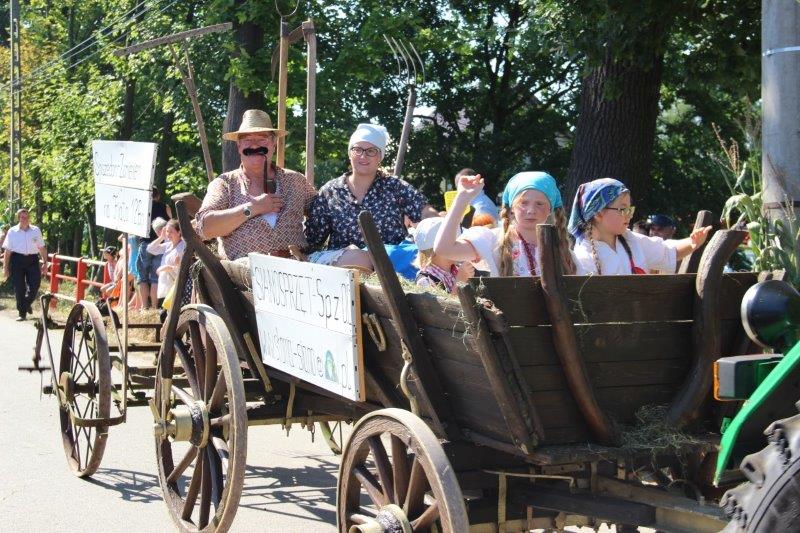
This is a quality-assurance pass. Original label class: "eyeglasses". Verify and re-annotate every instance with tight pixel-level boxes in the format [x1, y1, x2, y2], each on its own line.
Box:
[604, 205, 636, 217]
[350, 146, 381, 157]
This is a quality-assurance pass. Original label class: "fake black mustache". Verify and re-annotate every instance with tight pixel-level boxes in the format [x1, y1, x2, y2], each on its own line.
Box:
[242, 146, 269, 156]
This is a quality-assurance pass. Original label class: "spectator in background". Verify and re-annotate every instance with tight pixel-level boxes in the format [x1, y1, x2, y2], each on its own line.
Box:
[2, 208, 48, 321]
[99, 246, 119, 298]
[137, 186, 172, 309]
[632, 220, 650, 235]
[454, 168, 499, 223]
[146, 219, 185, 312]
[647, 214, 677, 240]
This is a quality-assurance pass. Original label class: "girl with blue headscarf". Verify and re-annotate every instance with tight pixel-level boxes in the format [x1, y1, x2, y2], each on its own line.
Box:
[568, 178, 711, 275]
[434, 171, 577, 277]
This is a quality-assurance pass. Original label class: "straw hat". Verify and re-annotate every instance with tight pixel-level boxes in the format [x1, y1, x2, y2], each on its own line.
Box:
[222, 109, 286, 141]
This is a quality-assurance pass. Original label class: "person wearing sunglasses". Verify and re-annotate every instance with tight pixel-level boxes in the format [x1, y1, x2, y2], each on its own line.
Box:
[568, 178, 710, 275]
[195, 109, 317, 261]
[305, 123, 437, 269]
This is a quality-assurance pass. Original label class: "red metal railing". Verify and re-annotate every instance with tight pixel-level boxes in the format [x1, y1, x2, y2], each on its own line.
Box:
[47, 253, 110, 305]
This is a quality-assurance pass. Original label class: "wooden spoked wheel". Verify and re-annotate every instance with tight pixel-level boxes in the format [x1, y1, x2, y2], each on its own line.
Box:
[58, 301, 111, 477]
[154, 305, 247, 533]
[337, 408, 468, 532]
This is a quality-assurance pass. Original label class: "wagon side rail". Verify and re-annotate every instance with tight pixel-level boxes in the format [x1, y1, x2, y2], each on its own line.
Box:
[358, 210, 459, 441]
[457, 283, 544, 454]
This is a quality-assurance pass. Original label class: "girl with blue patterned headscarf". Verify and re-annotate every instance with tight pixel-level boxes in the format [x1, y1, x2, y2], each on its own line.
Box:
[568, 178, 711, 275]
[434, 171, 578, 277]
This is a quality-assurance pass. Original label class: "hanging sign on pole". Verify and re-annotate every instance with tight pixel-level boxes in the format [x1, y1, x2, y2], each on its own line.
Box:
[92, 140, 157, 238]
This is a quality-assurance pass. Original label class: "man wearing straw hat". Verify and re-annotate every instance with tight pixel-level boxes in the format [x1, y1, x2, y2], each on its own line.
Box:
[195, 109, 316, 260]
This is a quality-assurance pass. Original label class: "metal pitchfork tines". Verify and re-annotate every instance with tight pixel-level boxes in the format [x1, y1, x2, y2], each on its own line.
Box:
[383, 35, 425, 179]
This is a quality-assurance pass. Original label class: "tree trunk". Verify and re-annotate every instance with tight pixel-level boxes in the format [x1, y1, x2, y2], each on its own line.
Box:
[155, 110, 176, 192]
[222, 14, 266, 172]
[119, 77, 136, 140]
[565, 49, 664, 213]
[71, 223, 82, 258]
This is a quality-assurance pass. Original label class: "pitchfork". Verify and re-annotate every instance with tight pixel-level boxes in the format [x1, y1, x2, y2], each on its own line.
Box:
[383, 35, 425, 178]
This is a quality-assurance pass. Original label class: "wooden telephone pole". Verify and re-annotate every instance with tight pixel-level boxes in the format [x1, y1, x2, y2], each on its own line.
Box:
[762, 0, 800, 220]
[9, 0, 21, 215]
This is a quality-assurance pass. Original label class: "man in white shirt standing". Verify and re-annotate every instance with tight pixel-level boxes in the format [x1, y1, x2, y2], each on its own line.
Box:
[3, 208, 48, 321]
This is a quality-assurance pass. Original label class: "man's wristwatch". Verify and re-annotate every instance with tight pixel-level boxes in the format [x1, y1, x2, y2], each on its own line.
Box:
[242, 204, 253, 218]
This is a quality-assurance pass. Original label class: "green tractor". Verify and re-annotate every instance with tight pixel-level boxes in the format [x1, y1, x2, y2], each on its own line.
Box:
[715, 279, 800, 531]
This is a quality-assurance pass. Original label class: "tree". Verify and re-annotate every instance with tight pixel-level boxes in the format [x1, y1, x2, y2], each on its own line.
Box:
[540, 0, 759, 217]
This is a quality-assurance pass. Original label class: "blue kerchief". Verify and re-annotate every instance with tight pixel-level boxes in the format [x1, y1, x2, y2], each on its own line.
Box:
[501, 172, 563, 210]
[567, 178, 629, 239]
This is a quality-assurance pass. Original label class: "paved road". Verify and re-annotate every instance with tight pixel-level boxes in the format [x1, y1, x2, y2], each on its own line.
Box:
[1, 312, 341, 533]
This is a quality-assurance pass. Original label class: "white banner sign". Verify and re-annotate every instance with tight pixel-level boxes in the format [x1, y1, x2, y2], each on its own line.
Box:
[92, 140, 158, 189]
[95, 183, 153, 238]
[92, 140, 157, 237]
[249, 254, 364, 401]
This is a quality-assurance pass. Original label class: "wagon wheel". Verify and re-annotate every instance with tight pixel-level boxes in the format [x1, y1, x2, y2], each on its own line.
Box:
[320, 420, 347, 455]
[58, 301, 111, 477]
[154, 304, 247, 533]
[337, 408, 468, 532]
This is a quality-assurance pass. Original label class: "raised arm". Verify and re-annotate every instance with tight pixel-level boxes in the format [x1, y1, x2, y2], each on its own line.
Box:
[434, 174, 483, 262]
[671, 225, 712, 260]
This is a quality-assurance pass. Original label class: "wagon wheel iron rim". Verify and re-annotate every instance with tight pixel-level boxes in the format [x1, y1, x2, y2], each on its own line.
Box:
[155, 304, 247, 533]
[337, 408, 468, 533]
[58, 301, 111, 477]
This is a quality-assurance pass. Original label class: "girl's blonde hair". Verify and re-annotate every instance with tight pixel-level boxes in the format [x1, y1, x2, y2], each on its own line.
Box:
[414, 248, 434, 269]
[498, 201, 576, 276]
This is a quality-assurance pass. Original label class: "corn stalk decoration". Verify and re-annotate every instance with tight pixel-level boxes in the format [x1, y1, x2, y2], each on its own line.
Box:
[715, 122, 800, 285]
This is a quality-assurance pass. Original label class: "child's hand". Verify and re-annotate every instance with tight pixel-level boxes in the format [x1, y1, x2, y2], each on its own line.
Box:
[456, 174, 484, 202]
[690, 225, 712, 250]
[455, 261, 475, 282]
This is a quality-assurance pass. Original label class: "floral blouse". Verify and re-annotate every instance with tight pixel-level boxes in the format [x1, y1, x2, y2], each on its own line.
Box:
[195, 165, 316, 260]
[305, 171, 428, 250]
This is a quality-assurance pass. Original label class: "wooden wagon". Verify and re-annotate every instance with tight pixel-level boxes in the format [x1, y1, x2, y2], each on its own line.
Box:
[46, 197, 757, 532]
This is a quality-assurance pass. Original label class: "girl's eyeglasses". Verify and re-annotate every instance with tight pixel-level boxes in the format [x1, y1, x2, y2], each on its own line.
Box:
[350, 146, 381, 157]
[604, 205, 636, 217]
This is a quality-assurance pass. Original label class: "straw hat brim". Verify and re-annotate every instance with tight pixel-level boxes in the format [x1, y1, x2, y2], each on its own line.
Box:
[223, 127, 287, 141]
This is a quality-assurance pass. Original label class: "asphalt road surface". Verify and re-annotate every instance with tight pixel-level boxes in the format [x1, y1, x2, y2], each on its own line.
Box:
[1, 312, 342, 533]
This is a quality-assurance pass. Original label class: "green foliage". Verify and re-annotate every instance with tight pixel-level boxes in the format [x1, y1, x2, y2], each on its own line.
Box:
[715, 120, 800, 284]
[0, 0, 763, 253]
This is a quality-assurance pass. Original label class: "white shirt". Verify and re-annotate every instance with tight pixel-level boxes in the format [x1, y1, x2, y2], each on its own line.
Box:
[2, 224, 45, 255]
[461, 226, 583, 276]
[574, 229, 678, 275]
[146, 239, 186, 298]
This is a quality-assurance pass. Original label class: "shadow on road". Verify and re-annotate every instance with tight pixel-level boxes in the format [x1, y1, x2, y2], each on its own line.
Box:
[83, 453, 340, 524]
[86, 468, 162, 503]
[238, 454, 340, 524]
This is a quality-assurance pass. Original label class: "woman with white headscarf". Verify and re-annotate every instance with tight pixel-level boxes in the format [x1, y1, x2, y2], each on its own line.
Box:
[305, 123, 437, 268]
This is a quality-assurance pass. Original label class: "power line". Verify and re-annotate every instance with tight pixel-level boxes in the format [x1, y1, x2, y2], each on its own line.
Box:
[9, 0, 181, 96]
[8, 0, 154, 90]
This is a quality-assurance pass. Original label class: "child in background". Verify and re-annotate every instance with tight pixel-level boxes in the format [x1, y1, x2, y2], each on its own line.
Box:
[99, 246, 119, 298]
[568, 178, 710, 275]
[414, 217, 474, 295]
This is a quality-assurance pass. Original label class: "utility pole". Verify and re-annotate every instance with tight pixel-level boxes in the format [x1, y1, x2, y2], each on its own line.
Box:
[762, 0, 800, 220]
[9, 0, 21, 215]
